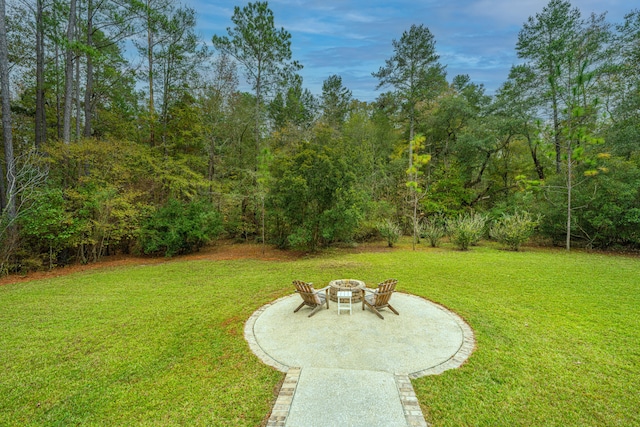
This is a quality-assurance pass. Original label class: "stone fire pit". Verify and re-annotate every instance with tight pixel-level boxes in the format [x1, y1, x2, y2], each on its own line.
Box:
[328, 279, 366, 303]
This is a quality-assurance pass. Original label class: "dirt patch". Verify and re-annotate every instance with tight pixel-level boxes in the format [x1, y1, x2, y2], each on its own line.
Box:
[0, 241, 305, 287]
[0, 241, 407, 287]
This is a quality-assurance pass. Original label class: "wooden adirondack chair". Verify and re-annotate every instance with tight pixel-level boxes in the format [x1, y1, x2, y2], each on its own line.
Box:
[293, 280, 330, 317]
[362, 279, 399, 319]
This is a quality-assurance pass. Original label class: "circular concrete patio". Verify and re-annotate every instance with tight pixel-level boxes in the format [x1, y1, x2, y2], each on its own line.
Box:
[245, 292, 475, 377]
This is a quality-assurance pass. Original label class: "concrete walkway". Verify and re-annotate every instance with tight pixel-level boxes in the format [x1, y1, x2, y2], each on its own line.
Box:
[244, 292, 475, 427]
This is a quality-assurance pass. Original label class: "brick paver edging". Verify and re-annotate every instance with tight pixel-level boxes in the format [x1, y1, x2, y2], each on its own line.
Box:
[265, 367, 300, 427]
[395, 374, 430, 427]
[401, 293, 476, 379]
[244, 295, 292, 373]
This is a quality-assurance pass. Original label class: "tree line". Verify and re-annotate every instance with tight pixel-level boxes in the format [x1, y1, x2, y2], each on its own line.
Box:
[1, 0, 639, 273]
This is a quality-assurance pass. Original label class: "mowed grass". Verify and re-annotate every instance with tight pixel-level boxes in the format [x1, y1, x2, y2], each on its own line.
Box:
[1, 242, 639, 426]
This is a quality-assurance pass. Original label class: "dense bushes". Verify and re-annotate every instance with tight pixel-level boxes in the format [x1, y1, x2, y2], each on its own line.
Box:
[267, 141, 365, 251]
[139, 199, 223, 257]
[18, 188, 78, 268]
[17, 188, 224, 265]
[1, 140, 228, 274]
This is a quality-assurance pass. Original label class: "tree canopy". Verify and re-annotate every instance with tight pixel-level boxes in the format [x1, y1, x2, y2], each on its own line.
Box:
[2, 0, 640, 273]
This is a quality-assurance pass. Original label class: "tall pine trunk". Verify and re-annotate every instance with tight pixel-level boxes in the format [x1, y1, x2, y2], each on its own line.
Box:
[35, 0, 46, 148]
[551, 88, 562, 174]
[55, 43, 61, 138]
[83, 0, 93, 137]
[62, 0, 77, 143]
[254, 68, 265, 253]
[75, 47, 81, 141]
[409, 104, 417, 251]
[566, 144, 572, 251]
[0, 0, 16, 219]
[161, 58, 169, 154]
[147, 0, 155, 146]
[0, 159, 5, 214]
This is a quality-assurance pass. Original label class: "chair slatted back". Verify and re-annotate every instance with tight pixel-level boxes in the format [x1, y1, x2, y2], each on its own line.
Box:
[293, 280, 318, 305]
[374, 279, 397, 306]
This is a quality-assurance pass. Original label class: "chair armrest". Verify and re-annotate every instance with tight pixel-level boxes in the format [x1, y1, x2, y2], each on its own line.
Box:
[311, 288, 329, 296]
[363, 287, 376, 294]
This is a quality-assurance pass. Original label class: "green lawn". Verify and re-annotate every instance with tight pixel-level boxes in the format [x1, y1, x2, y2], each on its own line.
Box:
[1, 242, 639, 426]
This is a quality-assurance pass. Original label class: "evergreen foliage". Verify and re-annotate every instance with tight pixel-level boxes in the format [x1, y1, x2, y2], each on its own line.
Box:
[267, 137, 364, 251]
[139, 198, 223, 257]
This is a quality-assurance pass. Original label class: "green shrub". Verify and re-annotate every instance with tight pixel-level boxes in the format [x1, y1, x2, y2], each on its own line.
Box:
[353, 201, 394, 243]
[140, 199, 223, 257]
[490, 211, 539, 251]
[447, 212, 487, 250]
[18, 187, 80, 268]
[421, 217, 446, 247]
[378, 219, 401, 247]
[353, 220, 381, 242]
[267, 141, 365, 251]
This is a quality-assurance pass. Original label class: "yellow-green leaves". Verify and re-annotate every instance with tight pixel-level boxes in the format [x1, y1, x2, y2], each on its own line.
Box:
[405, 134, 431, 191]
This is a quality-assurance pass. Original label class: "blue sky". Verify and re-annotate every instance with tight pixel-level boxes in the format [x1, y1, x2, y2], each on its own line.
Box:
[188, 0, 631, 101]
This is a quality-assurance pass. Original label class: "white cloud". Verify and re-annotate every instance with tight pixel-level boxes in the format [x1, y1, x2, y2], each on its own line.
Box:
[283, 18, 344, 36]
[343, 12, 379, 24]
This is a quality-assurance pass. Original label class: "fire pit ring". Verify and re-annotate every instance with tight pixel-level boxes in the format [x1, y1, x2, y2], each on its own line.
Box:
[328, 279, 366, 303]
